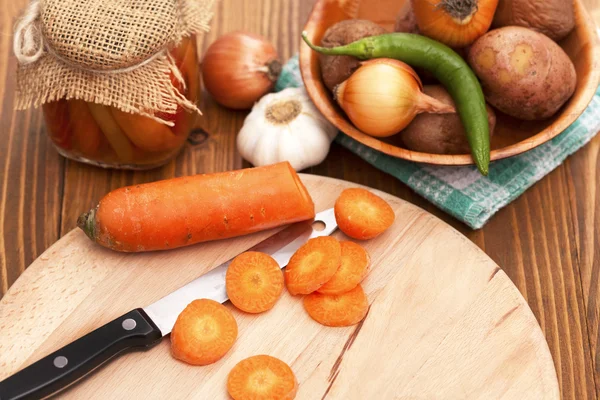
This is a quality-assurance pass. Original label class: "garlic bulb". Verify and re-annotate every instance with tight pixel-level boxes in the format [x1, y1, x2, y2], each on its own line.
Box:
[237, 87, 337, 171]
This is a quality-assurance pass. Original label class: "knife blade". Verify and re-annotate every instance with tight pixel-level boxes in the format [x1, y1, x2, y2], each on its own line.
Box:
[144, 207, 337, 335]
[0, 208, 337, 400]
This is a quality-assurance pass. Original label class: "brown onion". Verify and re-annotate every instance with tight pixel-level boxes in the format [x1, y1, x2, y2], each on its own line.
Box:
[335, 59, 455, 138]
[202, 32, 282, 110]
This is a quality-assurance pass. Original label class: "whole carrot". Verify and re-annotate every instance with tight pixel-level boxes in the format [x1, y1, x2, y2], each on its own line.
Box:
[78, 162, 315, 252]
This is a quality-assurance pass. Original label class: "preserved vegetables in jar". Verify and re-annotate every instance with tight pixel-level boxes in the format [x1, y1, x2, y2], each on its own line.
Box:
[14, 0, 213, 169]
[41, 38, 199, 169]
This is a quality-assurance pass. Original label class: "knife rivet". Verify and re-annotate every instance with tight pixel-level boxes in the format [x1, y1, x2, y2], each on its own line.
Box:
[53, 356, 68, 368]
[122, 318, 137, 331]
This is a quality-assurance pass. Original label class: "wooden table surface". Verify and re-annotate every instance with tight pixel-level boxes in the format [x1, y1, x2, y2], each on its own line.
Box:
[0, 1, 599, 399]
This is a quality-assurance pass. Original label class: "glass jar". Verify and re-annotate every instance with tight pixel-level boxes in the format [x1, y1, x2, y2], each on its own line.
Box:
[41, 37, 199, 169]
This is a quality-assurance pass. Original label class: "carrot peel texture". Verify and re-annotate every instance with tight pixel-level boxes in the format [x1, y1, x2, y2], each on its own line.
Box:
[78, 162, 314, 252]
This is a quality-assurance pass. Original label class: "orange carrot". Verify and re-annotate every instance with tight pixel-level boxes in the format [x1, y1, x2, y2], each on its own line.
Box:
[284, 237, 341, 295]
[303, 284, 369, 327]
[78, 162, 315, 252]
[155, 37, 196, 124]
[317, 241, 370, 295]
[120, 37, 198, 146]
[171, 299, 238, 366]
[178, 36, 200, 105]
[170, 36, 200, 137]
[68, 100, 103, 157]
[111, 108, 181, 152]
[42, 100, 72, 150]
[334, 188, 395, 240]
[226, 251, 284, 313]
[87, 103, 135, 163]
[227, 355, 298, 400]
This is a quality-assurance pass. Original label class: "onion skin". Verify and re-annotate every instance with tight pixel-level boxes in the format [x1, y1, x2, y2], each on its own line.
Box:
[412, 0, 499, 48]
[335, 59, 454, 138]
[202, 32, 281, 110]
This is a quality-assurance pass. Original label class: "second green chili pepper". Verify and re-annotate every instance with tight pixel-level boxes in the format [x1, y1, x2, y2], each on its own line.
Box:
[302, 31, 490, 176]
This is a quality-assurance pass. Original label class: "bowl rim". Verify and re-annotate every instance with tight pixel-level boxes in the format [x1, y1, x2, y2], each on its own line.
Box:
[300, 0, 600, 166]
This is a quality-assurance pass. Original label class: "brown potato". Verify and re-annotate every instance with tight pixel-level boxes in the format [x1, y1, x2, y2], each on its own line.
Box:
[468, 27, 576, 120]
[401, 85, 496, 155]
[493, 0, 575, 42]
[394, 2, 419, 34]
[319, 20, 386, 92]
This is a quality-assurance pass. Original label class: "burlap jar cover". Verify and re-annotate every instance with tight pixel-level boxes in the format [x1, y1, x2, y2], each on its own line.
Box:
[13, 0, 214, 125]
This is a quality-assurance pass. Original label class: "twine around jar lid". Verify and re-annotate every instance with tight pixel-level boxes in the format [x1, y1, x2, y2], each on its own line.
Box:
[13, 0, 214, 125]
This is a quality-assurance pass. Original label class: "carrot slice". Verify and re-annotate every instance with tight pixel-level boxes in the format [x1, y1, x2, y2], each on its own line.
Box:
[303, 284, 369, 327]
[334, 188, 395, 240]
[317, 241, 370, 295]
[285, 237, 341, 295]
[68, 100, 103, 157]
[171, 299, 238, 365]
[226, 251, 284, 313]
[87, 103, 135, 163]
[111, 108, 181, 152]
[172, 37, 200, 136]
[178, 36, 200, 105]
[42, 100, 72, 150]
[227, 355, 298, 400]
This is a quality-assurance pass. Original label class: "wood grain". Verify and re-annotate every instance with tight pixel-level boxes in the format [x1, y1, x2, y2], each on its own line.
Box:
[0, 2, 64, 296]
[0, 0, 599, 399]
[0, 176, 559, 399]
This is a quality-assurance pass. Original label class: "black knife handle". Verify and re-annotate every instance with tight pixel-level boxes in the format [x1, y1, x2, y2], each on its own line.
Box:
[0, 308, 162, 400]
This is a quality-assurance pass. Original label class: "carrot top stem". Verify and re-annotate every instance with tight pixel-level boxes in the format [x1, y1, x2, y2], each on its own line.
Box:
[77, 207, 96, 240]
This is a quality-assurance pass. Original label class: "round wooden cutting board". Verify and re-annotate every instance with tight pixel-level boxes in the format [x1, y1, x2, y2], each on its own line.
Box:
[0, 175, 558, 399]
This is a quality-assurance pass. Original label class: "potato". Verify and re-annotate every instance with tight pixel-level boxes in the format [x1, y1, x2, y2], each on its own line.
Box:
[394, 2, 419, 34]
[401, 85, 496, 155]
[319, 20, 386, 92]
[468, 27, 576, 120]
[493, 0, 575, 42]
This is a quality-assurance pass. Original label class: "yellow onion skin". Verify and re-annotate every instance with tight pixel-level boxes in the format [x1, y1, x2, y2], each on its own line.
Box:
[335, 59, 453, 138]
[202, 32, 281, 110]
[412, 0, 499, 48]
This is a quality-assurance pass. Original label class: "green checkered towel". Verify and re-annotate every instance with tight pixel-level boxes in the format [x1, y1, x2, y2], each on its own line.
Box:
[275, 55, 600, 229]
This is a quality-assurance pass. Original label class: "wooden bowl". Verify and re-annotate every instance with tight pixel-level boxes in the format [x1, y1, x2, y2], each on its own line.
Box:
[300, 0, 600, 166]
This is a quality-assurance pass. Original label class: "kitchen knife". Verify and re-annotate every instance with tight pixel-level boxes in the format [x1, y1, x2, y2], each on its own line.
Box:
[0, 208, 337, 400]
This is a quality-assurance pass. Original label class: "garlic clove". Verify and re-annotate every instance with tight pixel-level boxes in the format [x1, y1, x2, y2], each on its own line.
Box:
[282, 117, 331, 171]
[274, 126, 307, 170]
[252, 126, 283, 167]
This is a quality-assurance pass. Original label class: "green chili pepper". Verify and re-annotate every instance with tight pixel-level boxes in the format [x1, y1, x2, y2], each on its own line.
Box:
[302, 31, 490, 176]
